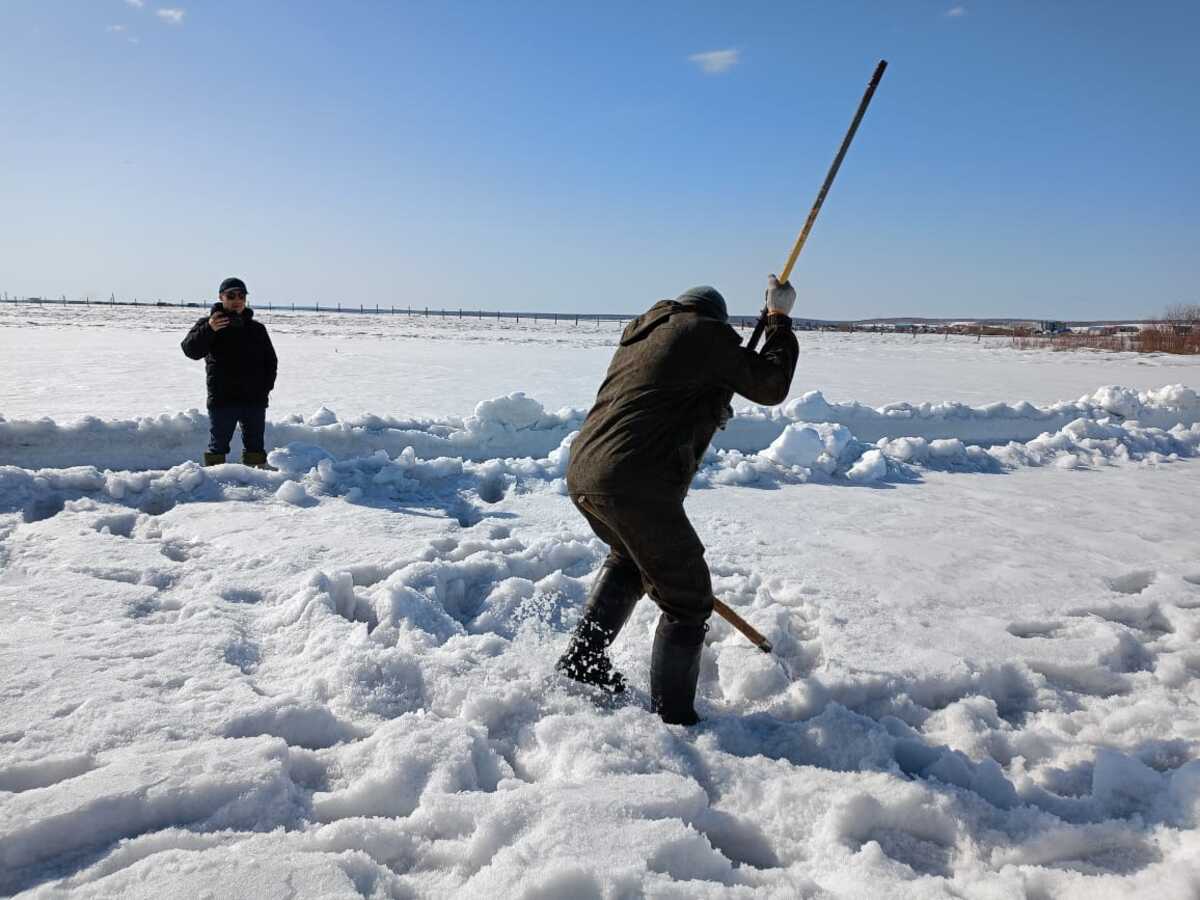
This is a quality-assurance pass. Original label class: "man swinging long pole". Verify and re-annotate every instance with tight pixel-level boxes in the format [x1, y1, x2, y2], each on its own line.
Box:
[713, 59, 888, 653]
[558, 62, 887, 724]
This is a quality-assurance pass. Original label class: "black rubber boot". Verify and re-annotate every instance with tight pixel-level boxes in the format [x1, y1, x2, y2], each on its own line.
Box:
[556, 562, 643, 694]
[203, 452, 226, 466]
[650, 617, 707, 725]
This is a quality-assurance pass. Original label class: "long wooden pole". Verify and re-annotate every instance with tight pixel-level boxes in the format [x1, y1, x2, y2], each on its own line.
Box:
[747, 59, 888, 351]
[717, 61, 888, 654]
[713, 597, 773, 653]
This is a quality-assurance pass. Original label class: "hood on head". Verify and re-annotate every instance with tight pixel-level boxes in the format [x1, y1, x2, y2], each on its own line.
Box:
[674, 286, 727, 323]
[618, 288, 727, 346]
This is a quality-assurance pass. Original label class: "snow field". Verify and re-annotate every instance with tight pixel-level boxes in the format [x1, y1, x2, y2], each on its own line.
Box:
[6, 302, 1200, 423]
[4, 468, 1200, 897]
[2, 307, 1200, 897]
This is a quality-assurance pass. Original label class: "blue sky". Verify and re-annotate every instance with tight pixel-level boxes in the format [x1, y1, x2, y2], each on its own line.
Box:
[2, 1, 1196, 320]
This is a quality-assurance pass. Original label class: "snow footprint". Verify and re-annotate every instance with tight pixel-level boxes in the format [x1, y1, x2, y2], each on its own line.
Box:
[223, 700, 366, 750]
[475, 471, 508, 504]
[693, 809, 782, 871]
[451, 495, 483, 527]
[1066, 601, 1174, 637]
[1103, 570, 1156, 595]
[159, 539, 198, 562]
[830, 793, 959, 879]
[1176, 574, 1200, 609]
[93, 512, 138, 537]
[22, 495, 64, 523]
[220, 588, 265, 605]
[0, 753, 98, 793]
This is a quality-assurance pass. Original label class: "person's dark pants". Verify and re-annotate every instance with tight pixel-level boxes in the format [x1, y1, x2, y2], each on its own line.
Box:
[571, 493, 713, 627]
[207, 404, 267, 455]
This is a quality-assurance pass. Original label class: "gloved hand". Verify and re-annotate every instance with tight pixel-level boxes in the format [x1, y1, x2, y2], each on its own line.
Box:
[765, 274, 796, 316]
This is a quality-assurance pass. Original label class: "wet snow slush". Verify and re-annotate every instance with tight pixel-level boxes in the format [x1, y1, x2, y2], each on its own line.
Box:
[2, 303, 1200, 898]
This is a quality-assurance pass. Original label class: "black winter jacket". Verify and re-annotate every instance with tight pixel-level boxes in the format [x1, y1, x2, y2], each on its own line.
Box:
[181, 304, 278, 408]
[567, 302, 798, 501]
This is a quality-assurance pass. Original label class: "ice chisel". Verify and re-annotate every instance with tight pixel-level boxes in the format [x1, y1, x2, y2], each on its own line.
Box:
[747, 59, 888, 351]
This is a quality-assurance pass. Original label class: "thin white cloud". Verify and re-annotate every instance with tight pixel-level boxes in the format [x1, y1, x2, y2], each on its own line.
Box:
[106, 24, 127, 33]
[129, 36, 141, 44]
[125, 0, 145, 8]
[946, 5, 967, 16]
[156, 7, 185, 25]
[688, 48, 739, 75]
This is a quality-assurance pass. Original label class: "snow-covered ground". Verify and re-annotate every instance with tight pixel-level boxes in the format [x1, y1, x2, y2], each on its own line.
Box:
[4, 302, 1199, 419]
[2, 305, 1200, 898]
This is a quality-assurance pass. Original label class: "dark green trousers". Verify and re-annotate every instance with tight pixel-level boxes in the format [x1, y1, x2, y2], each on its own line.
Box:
[572, 494, 713, 627]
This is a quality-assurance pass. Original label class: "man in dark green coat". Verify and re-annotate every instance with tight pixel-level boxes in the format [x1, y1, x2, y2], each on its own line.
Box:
[561, 276, 799, 724]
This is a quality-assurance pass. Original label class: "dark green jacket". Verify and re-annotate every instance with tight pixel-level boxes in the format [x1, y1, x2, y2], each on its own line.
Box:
[567, 301, 799, 500]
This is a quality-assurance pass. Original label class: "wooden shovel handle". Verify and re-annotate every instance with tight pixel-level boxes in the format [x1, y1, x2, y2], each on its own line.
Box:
[713, 597, 773, 653]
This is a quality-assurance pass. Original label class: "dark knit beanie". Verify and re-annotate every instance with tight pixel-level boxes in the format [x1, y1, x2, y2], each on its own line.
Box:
[219, 277, 248, 295]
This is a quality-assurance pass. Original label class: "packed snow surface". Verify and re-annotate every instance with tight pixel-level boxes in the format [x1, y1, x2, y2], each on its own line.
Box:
[2, 305, 1200, 898]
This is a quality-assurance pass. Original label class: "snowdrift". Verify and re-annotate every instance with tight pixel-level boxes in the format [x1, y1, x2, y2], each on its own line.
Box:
[2, 386, 1198, 496]
[717, 383, 1200, 450]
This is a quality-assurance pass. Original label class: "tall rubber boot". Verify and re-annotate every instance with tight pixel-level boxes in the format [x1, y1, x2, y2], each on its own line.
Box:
[203, 452, 226, 466]
[556, 562, 643, 694]
[242, 450, 276, 470]
[650, 618, 707, 725]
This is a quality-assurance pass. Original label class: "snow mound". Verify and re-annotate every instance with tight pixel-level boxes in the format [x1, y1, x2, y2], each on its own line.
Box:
[3, 404, 1199, 528]
[275, 480, 312, 506]
[718, 383, 1200, 452]
[4, 384, 1197, 473]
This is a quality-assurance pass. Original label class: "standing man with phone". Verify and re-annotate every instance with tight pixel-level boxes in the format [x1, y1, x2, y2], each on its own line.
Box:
[181, 277, 278, 468]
